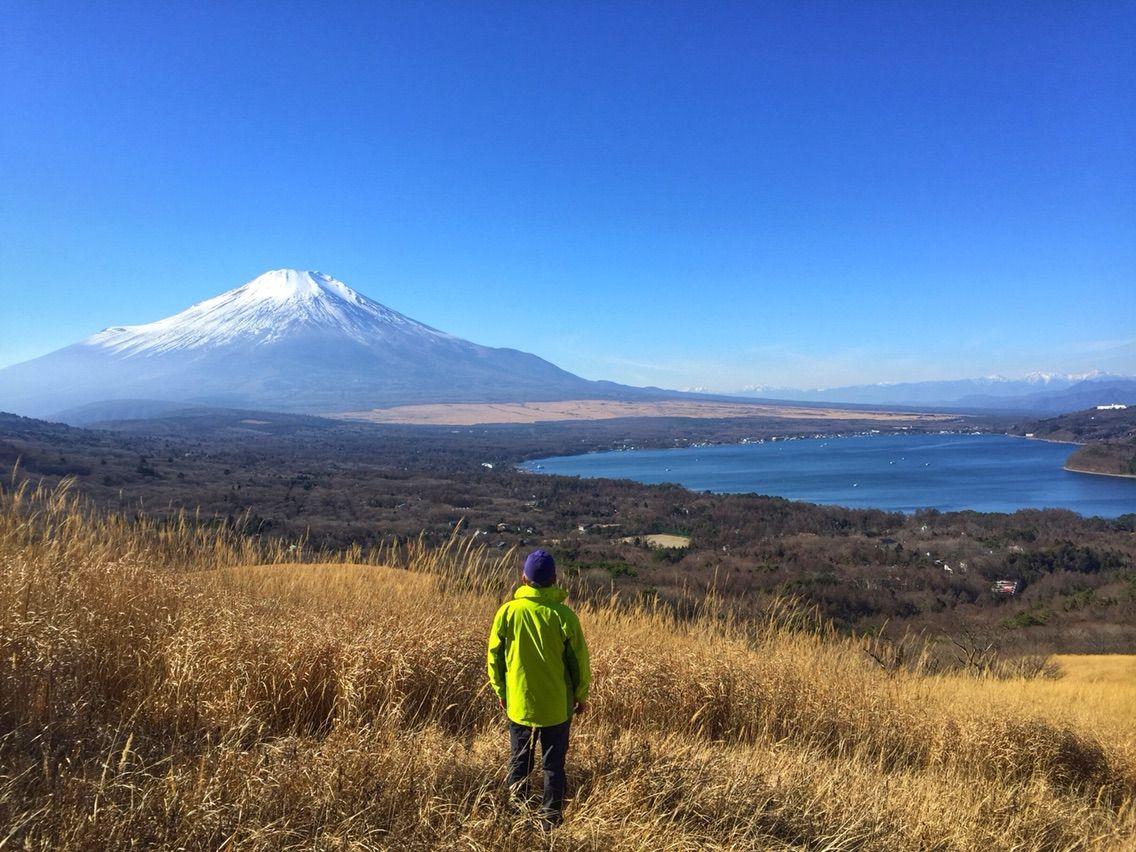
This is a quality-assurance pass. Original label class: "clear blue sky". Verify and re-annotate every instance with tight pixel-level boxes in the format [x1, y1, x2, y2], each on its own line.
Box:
[2, 1, 1133, 391]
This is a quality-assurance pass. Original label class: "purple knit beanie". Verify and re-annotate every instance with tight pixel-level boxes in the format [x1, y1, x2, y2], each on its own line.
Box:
[523, 549, 556, 586]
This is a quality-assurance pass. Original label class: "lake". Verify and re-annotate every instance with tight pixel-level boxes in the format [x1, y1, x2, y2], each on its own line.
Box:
[521, 434, 1136, 517]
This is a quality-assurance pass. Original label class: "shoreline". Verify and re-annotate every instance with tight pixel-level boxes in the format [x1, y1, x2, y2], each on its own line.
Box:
[1064, 465, 1136, 481]
[519, 427, 997, 463]
[1020, 435, 1082, 446]
[521, 432, 1133, 518]
[1021, 434, 1135, 481]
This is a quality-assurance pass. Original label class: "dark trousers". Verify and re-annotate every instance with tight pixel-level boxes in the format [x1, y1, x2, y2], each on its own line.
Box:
[507, 718, 571, 822]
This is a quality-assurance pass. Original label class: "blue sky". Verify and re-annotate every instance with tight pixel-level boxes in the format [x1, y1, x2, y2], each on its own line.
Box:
[1, 1, 1133, 391]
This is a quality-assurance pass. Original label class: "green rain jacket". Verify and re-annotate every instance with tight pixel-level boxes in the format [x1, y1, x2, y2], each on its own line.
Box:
[487, 585, 591, 728]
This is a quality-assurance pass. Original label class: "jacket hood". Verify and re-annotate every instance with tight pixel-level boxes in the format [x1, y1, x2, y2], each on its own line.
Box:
[514, 584, 568, 604]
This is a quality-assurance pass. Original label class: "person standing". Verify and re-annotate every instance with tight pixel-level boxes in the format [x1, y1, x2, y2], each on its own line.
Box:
[487, 549, 591, 827]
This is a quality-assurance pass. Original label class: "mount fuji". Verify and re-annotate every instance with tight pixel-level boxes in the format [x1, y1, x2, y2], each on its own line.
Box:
[0, 269, 648, 419]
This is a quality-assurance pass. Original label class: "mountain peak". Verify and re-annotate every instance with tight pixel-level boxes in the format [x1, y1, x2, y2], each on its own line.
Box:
[241, 269, 357, 304]
[83, 268, 445, 356]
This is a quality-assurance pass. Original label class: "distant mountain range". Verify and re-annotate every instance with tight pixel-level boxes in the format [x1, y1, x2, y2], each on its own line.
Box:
[0, 269, 660, 420]
[736, 373, 1136, 413]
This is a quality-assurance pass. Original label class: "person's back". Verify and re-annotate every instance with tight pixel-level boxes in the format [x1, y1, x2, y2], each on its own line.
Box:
[487, 549, 590, 826]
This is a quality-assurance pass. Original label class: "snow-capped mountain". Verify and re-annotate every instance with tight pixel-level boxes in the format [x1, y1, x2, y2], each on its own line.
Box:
[86, 269, 457, 355]
[736, 372, 1135, 411]
[0, 269, 644, 419]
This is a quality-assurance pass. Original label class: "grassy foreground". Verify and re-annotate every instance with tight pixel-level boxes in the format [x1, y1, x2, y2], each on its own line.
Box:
[1, 480, 1134, 850]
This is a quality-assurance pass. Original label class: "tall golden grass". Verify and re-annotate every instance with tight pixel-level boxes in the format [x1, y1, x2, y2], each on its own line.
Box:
[2, 476, 1134, 850]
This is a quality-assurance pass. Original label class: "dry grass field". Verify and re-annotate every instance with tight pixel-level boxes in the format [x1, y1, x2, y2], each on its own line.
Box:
[2, 478, 1134, 850]
[943, 655, 1136, 760]
[621, 533, 693, 549]
[337, 398, 959, 426]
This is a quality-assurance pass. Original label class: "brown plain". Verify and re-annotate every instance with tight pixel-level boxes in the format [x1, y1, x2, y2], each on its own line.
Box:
[337, 398, 958, 426]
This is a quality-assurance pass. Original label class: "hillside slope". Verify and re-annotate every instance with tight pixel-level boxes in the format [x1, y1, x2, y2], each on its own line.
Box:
[1014, 407, 1136, 477]
[1, 482, 1134, 849]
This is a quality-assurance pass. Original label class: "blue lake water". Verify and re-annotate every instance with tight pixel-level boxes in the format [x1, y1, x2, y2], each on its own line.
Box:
[522, 434, 1136, 518]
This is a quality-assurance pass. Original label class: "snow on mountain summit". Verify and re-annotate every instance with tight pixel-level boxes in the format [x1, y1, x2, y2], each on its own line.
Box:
[86, 269, 450, 356]
[244, 269, 350, 301]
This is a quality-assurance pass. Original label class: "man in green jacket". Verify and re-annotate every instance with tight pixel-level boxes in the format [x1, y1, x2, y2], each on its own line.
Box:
[487, 549, 590, 826]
